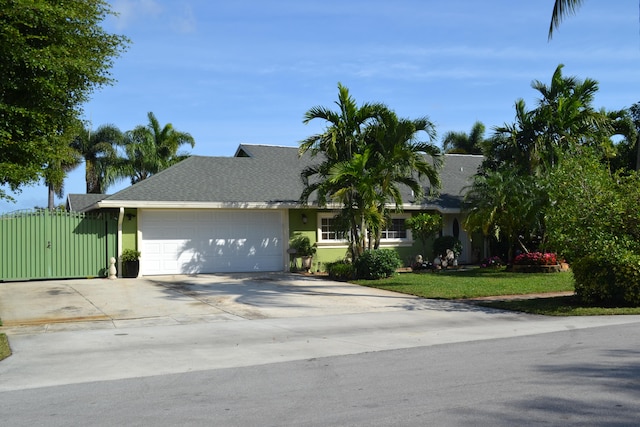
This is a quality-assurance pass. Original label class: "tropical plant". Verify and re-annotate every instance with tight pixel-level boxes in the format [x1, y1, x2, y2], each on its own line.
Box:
[117, 112, 195, 184]
[463, 166, 547, 262]
[289, 234, 316, 257]
[406, 213, 442, 258]
[492, 65, 606, 175]
[44, 138, 82, 210]
[71, 124, 123, 193]
[548, 0, 584, 39]
[442, 121, 485, 154]
[299, 83, 388, 260]
[299, 83, 442, 261]
[547, 0, 640, 42]
[366, 111, 442, 248]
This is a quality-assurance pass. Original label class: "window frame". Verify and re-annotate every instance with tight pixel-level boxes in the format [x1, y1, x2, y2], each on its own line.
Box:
[378, 213, 412, 246]
[315, 212, 412, 247]
[316, 213, 348, 247]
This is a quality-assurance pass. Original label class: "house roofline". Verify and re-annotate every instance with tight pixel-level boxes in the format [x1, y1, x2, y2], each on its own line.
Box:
[93, 200, 462, 214]
[96, 201, 302, 210]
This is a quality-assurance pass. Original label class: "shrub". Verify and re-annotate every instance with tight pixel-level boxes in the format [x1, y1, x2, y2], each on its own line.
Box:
[326, 261, 355, 281]
[433, 235, 462, 258]
[572, 249, 640, 306]
[121, 249, 141, 262]
[480, 256, 503, 268]
[513, 252, 558, 266]
[354, 249, 401, 280]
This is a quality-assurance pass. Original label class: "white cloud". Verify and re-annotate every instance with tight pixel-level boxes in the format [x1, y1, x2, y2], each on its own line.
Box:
[111, 0, 163, 30]
[172, 4, 197, 34]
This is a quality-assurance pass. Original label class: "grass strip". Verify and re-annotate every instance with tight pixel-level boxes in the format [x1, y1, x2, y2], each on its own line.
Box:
[478, 296, 640, 316]
[0, 333, 11, 361]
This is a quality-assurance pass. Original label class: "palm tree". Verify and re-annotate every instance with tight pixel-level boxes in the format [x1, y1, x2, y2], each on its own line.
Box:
[441, 121, 485, 154]
[367, 111, 442, 248]
[299, 83, 386, 161]
[299, 84, 388, 260]
[71, 124, 122, 193]
[300, 84, 443, 259]
[493, 65, 606, 174]
[44, 141, 81, 210]
[548, 0, 584, 40]
[117, 112, 195, 184]
[463, 166, 547, 262]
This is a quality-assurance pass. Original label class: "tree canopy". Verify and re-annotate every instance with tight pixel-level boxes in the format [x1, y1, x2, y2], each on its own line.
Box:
[465, 64, 631, 261]
[442, 121, 486, 155]
[0, 0, 129, 200]
[116, 112, 195, 185]
[300, 83, 441, 261]
[71, 123, 123, 194]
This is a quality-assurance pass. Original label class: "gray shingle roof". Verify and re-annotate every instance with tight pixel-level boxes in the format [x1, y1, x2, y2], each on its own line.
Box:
[86, 144, 482, 211]
[103, 145, 314, 204]
[420, 154, 483, 210]
[66, 193, 108, 212]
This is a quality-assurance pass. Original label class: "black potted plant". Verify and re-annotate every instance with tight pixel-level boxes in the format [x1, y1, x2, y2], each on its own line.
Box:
[121, 248, 141, 278]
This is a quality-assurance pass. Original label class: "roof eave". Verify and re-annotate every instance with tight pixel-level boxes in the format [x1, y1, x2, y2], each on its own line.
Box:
[96, 200, 303, 210]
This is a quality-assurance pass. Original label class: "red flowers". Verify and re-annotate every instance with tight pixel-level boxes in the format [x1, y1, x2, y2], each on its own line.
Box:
[513, 252, 558, 266]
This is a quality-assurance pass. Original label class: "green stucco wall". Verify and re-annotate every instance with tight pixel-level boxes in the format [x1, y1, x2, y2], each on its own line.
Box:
[288, 209, 434, 271]
[121, 209, 138, 251]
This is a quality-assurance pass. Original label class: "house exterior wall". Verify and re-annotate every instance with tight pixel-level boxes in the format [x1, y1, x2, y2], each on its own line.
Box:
[441, 213, 474, 264]
[122, 209, 138, 251]
[288, 209, 483, 271]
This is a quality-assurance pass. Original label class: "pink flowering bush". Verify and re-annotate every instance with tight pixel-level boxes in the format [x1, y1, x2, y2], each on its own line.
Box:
[513, 252, 558, 266]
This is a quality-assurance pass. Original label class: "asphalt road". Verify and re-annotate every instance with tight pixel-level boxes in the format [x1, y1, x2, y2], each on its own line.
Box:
[1, 322, 639, 426]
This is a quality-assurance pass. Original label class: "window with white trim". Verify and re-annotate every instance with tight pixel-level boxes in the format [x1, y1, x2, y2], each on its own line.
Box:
[379, 214, 412, 244]
[316, 213, 411, 245]
[380, 218, 407, 239]
[319, 215, 346, 243]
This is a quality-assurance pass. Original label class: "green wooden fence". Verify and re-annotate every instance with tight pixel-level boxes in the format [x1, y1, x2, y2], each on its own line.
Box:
[0, 210, 117, 281]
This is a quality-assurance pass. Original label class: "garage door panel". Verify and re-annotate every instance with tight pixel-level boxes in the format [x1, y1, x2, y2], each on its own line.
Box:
[140, 210, 283, 275]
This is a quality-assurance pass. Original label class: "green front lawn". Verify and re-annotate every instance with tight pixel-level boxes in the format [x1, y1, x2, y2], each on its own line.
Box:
[356, 267, 640, 315]
[354, 267, 574, 300]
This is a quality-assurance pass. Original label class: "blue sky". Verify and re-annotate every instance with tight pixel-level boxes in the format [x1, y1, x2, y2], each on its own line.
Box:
[2, 0, 640, 213]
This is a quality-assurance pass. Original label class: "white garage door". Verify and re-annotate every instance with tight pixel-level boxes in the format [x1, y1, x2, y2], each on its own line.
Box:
[140, 209, 284, 275]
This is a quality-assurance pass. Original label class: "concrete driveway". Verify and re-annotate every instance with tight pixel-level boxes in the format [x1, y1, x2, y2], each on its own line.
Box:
[0, 273, 462, 334]
[4, 272, 640, 392]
